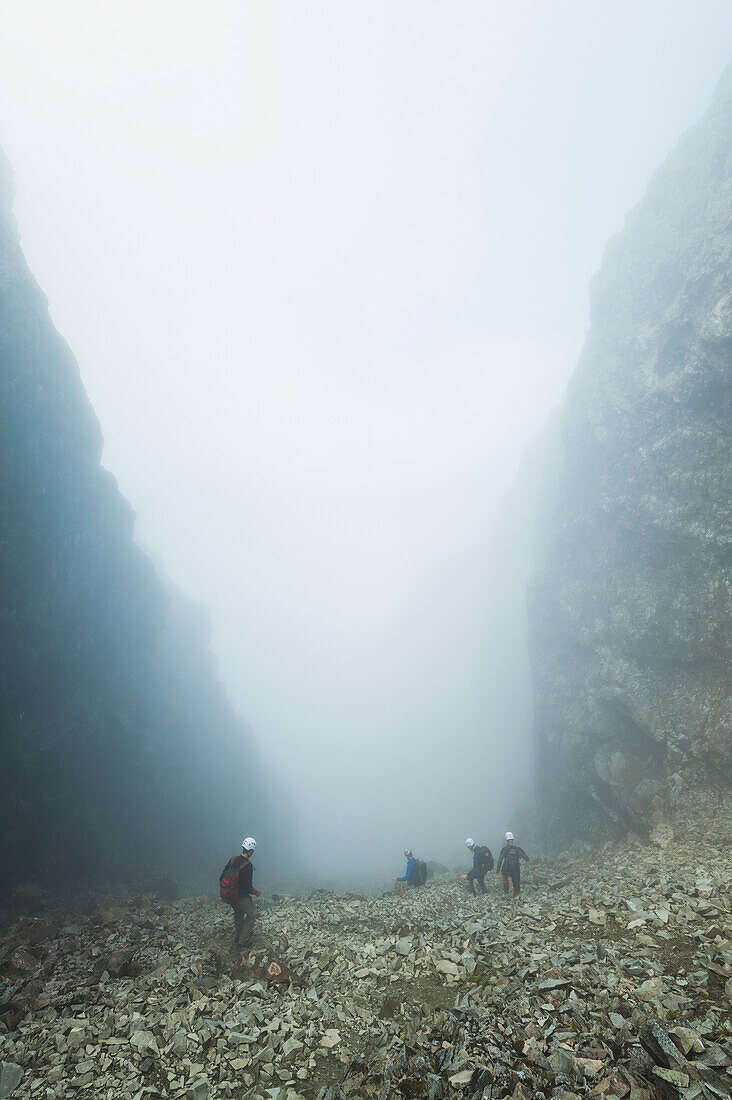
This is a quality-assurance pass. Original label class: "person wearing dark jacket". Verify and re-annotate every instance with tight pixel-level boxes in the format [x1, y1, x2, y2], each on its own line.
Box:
[220, 836, 261, 948]
[496, 832, 529, 897]
[462, 838, 493, 895]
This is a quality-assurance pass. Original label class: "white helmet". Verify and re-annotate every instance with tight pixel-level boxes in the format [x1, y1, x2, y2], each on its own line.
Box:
[505, 831, 514, 841]
[404, 849, 413, 858]
[242, 836, 257, 852]
[465, 837, 475, 849]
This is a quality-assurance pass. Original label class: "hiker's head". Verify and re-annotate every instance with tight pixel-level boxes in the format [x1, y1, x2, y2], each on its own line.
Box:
[242, 836, 257, 856]
[465, 837, 475, 851]
[404, 849, 413, 859]
[505, 831, 514, 845]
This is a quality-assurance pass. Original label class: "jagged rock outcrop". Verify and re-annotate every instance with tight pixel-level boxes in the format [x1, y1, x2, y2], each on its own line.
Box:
[529, 67, 731, 842]
[0, 148, 271, 893]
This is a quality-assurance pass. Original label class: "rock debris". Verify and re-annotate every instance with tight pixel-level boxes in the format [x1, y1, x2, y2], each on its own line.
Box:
[1, 796, 729, 1099]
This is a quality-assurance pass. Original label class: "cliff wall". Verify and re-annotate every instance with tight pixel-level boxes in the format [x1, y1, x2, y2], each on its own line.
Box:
[0, 148, 267, 893]
[528, 68, 731, 842]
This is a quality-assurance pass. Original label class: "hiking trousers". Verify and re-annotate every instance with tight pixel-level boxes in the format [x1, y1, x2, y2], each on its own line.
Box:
[233, 895, 256, 946]
[502, 868, 520, 897]
[467, 868, 487, 895]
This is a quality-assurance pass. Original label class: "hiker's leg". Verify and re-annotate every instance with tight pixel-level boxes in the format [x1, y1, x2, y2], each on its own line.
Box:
[239, 895, 256, 946]
[512, 867, 520, 897]
[466, 869, 477, 895]
[501, 874, 509, 894]
[233, 900, 245, 945]
[478, 873, 487, 894]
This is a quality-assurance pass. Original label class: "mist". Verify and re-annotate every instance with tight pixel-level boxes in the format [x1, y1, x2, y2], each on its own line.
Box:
[1, 1, 730, 887]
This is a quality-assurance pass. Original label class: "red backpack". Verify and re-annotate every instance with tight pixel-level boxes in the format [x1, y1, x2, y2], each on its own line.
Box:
[219, 855, 247, 904]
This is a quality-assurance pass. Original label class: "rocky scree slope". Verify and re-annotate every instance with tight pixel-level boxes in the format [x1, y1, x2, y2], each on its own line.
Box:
[0, 147, 270, 892]
[0, 791, 729, 1100]
[528, 66, 732, 842]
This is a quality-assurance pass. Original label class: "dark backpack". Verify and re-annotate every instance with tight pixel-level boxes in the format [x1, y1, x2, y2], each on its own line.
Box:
[504, 846, 520, 870]
[414, 860, 428, 886]
[477, 846, 494, 872]
[219, 855, 246, 905]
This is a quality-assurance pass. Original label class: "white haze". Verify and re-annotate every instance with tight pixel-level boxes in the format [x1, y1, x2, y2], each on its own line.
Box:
[0, 2, 730, 884]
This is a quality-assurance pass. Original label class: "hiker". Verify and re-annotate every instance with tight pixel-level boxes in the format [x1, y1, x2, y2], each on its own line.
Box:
[496, 832, 529, 897]
[392, 849, 423, 894]
[219, 836, 261, 948]
[461, 837, 494, 895]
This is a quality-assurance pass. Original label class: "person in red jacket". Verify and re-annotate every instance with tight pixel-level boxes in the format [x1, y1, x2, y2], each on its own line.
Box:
[220, 836, 261, 948]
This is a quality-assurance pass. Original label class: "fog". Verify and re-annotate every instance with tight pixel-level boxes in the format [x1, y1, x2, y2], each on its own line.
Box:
[0, 2, 729, 886]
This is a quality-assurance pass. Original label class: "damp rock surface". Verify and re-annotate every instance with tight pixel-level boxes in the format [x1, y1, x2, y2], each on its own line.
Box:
[0, 143, 282, 892]
[528, 63, 732, 841]
[0, 793, 729, 1099]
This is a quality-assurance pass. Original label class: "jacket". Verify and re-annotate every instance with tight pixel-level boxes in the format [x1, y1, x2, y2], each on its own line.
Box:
[496, 845, 528, 873]
[225, 854, 254, 896]
[397, 856, 419, 883]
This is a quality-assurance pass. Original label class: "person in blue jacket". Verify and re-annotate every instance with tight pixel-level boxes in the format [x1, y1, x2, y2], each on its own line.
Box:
[392, 849, 419, 894]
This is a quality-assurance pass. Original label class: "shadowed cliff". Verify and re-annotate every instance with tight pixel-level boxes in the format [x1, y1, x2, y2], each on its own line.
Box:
[0, 148, 274, 895]
[528, 66, 732, 843]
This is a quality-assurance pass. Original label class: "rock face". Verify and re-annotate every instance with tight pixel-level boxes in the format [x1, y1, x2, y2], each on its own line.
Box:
[0, 148, 270, 892]
[529, 68, 731, 842]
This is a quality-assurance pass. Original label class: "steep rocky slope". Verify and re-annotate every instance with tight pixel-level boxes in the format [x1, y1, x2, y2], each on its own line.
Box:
[0, 791, 729, 1099]
[528, 68, 731, 842]
[0, 148, 271, 893]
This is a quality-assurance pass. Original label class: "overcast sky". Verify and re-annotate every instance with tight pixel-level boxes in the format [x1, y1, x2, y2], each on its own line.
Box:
[0, 2, 730, 881]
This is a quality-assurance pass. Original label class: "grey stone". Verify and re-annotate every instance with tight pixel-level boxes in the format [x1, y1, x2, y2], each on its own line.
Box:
[0, 1064, 23, 1100]
[448, 1069, 473, 1086]
[549, 1049, 575, 1076]
[130, 1030, 159, 1056]
[669, 1027, 704, 1055]
[538, 978, 571, 991]
[435, 959, 459, 976]
[652, 1067, 690, 1087]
